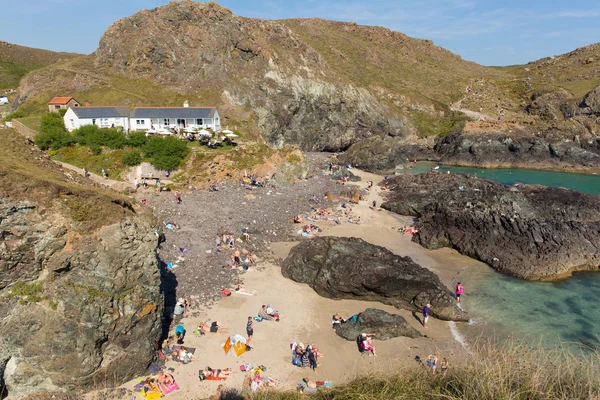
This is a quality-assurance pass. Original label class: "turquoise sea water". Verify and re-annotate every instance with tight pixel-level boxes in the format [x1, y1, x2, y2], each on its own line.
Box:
[406, 162, 600, 350]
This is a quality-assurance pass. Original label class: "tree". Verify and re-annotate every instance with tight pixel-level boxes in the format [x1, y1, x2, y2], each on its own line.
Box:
[144, 136, 189, 170]
[34, 112, 74, 150]
[122, 151, 142, 166]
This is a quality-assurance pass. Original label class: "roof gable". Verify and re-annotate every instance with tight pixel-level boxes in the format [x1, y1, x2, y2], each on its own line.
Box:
[132, 107, 217, 119]
[49, 96, 77, 105]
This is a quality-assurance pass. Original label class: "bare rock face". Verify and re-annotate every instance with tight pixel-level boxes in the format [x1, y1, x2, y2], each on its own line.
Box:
[334, 308, 421, 341]
[381, 173, 600, 280]
[0, 130, 163, 396]
[282, 237, 466, 321]
[582, 84, 600, 114]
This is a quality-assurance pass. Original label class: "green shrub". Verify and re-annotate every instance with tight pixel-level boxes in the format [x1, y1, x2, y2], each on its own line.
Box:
[5, 110, 25, 121]
[58, 108, 67, 117]
[144, 136, 189, 170]
[126, 131, 147, 147]
[122, 151, 142, 166]
[73, 125, 127, 149]
[34, 113, 74, 150]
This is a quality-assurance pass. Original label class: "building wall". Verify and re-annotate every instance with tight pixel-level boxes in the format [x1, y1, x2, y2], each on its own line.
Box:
[48, 99, 80, 113]
[130, 113, 221, 131]
[64, 109, 130, 132]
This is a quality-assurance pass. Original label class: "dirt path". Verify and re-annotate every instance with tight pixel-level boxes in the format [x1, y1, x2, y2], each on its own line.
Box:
[54, 160, 134, 191]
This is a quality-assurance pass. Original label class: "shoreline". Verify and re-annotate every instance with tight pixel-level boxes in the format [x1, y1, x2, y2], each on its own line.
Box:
[123, 167, 489, 399]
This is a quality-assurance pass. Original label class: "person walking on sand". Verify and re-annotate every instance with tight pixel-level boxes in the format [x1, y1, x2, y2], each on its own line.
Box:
[423, 303, 430, 328]
[456, 282, 463, 304]
[246, 316, 254, 344]
[372, 200, 376, 209]
[427, 353, 438, 374]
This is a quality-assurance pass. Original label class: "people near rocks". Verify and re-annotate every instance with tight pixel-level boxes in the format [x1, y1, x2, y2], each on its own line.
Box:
[259, 304, 280, 321]
[174, 297, 190, 317]
[293, 214, 303, 223]
[456, 282, 463, 303]
[241, 228, 250, 241]
[143, 377, 161, 393]
[156, 372, 175, 385]
[198, 321, 228, 334]
[232, 248, 241, 265]
[174, 191, 182, 204]
[178, 346, 194, 363]
[163, 221, 179, 230]
[367, 180, 373, 190]
[423, 303, 431, 328]
[332, 312, 345, 326]
[175, 324, 186, 344]
[401, 226, 419, 236]
[358, 333, 377, 356]
[427, 353, 438, 374]
[199, 367, 232, 381]
[221, 233, 235, 248]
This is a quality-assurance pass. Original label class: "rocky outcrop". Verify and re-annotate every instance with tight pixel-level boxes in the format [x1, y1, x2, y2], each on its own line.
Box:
[582, 84, 600, 114]
[281, 237, 466, 321]
[434, 133, 600, 172]
[331, 166, 361, 182]
[334, 308, 421, 341]
[0, 129, 163, 396]
[381, 173, 600, 280]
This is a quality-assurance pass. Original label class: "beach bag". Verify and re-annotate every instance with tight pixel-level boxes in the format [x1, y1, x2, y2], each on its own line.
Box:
[254, 316, 263, 322]
[221, 289, 231, 296]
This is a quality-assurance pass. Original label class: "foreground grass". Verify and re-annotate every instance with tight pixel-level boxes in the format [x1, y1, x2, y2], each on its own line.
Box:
[246, 339, 600, 400]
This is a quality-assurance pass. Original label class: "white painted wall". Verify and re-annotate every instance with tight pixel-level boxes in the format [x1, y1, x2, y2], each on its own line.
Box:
[64, 108, 130, 132]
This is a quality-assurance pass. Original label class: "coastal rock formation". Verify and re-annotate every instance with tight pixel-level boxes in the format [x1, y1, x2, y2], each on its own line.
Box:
[381, 173, 600, 280]
[282, 237, 466, 321]
[0, 130, 163, 396]
[334, 308, 421, 341]
[331, 166, 361, 182]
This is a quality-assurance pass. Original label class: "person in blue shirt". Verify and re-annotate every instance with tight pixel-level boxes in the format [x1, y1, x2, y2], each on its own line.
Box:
[175, 325, 186, 344]
[423, 304, 430, 328]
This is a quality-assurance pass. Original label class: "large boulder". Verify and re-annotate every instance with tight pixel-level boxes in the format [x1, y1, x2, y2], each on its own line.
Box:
[334, 308, 421, 341]
[281, 237, 466, 321]
[582, 84, 600, 114]
[381, 173, 600, 280]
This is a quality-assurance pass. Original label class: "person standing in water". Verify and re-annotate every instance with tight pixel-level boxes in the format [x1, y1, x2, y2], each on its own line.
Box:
[456, 282, 463, 304]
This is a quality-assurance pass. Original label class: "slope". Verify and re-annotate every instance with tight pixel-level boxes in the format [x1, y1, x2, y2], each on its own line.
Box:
[0, 41, 80, 90]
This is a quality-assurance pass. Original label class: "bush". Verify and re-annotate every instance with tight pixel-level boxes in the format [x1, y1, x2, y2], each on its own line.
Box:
[122, 151, 142, 166]
[144, 136, 189, 170]
[5, 110, 25, 121]
[34, 113, 74, 150]
[73, 125, 127, 149]
[126, 131, 147, 147]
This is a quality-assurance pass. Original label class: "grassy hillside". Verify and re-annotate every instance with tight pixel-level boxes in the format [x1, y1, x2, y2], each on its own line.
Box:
[0, 41, 80, 90]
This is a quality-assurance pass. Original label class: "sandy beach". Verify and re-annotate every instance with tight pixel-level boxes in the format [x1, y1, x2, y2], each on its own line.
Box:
[118, 167, 489, 399]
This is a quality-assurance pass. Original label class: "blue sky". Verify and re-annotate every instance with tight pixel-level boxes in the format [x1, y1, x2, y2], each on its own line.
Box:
[1, 0, 599, 66]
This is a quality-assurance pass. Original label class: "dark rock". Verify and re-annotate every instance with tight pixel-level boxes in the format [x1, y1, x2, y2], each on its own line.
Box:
[334, 308, 421, 340]
[330, 166, 360, 182]
[381, 173, 600, 280]
[582, 84, 600, 114]
[281, 236, 466, 321]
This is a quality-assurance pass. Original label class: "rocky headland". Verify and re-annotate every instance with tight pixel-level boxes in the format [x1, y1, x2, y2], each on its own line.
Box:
[0, 130, 163, 396]
[381, 173, 600, 280]
[281, 236, 467, 321]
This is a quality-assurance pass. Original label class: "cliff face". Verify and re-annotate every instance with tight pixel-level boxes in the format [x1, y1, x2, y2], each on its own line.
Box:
[0, 129, 163, 396]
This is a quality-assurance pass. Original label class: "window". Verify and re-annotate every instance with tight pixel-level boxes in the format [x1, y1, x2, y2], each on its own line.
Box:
[101, 118, 110, 127]
[196, 119, 203, 125]
[136, 120, 144, 125]
[70, 119, 74, 128]
[55, 105, 60, 109]
[163, 119, 169, 126]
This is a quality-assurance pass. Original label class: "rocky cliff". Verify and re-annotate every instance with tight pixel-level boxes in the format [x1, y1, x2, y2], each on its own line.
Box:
[282, 237, 466, 321]
[381, 173, 600, 280]
[0, 129, 163, 396]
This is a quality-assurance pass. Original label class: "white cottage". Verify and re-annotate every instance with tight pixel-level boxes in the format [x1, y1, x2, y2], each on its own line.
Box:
[130, 107, 221, 131]
[63, 107, 131, 132]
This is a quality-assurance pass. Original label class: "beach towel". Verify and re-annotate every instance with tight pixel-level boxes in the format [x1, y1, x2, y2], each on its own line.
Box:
[159, 381, 180, 395]
[234, 290, 255, 296]
[144, 390, 163, 400]
[149, 364, 162, 375]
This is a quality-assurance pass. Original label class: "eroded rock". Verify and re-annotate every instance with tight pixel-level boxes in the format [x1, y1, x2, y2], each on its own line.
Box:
[334, 308, 421, 341]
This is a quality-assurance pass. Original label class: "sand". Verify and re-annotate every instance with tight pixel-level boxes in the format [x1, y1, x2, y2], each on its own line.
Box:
[123, 168, 486, 399]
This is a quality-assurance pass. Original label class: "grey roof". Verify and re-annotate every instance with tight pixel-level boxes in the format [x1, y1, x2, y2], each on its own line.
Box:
[132, 107, 217, 119]
[71, 107, 130, 118]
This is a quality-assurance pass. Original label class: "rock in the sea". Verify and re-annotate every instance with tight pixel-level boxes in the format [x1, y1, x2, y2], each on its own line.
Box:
[334, 308, 421, 341]
[282, 237, 466, 321]
[381, 173, 600, 280]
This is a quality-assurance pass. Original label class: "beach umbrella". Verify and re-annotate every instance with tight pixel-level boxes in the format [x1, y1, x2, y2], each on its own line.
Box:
[197, 129, 212, 136]
[183, 127, 196, 133]
[225, 133, 238, 138]
[222, 129, 234, 134]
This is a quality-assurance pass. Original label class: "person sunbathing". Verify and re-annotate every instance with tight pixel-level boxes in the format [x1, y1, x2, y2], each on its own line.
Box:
[332, 313, 345, 326]
[199, 367, 232, 381]
[199, 321, 228, 333]
[235, 284, 258, 295]
[143, 377, 161, 392]
[156, 372, 174, 385]
[259, 305, 280, 321]
[178, 347, 194, 363]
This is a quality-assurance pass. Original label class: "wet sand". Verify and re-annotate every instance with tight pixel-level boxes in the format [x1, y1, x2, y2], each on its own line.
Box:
[124, 168, 488, 399]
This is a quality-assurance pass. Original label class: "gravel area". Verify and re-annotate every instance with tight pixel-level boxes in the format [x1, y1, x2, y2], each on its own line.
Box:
[141, 153, 345, 310]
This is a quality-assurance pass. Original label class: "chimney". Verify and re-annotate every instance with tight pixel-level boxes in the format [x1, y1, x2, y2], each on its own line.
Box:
[85, 101, 90, 107]
[183, 101, 189, 108]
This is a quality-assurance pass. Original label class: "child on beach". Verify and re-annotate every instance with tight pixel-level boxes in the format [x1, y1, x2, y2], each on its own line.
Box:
[423, 304, 430, 328]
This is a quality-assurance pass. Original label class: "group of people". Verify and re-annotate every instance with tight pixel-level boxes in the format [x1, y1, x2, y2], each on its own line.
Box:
[423, 353, 449, 375]
[291, 342, 324, 372]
